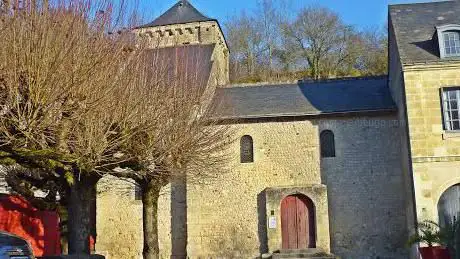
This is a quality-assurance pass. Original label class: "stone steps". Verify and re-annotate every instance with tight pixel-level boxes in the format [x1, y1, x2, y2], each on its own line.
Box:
[271, 248, 338, 259]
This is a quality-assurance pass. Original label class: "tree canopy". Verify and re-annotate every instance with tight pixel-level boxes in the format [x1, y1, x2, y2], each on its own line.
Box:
[225, 1, 388, 83]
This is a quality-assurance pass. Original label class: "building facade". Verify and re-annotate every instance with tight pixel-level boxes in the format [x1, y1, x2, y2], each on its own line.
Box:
[389, 2, 460, 257]
[94, 1, 460, 259]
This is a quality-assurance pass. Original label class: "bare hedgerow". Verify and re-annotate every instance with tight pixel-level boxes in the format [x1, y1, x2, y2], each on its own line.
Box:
[110, 45, 236, 259]
[0, 0, 156, 254]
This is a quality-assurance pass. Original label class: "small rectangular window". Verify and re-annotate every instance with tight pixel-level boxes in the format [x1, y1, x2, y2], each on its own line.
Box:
[442, 88, 460, 131]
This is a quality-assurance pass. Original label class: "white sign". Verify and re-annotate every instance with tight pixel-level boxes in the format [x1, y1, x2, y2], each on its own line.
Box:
[268, 216, 277, 229]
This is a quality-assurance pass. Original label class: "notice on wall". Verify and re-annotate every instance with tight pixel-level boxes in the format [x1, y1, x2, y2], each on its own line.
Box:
[268, 216, 277, 229]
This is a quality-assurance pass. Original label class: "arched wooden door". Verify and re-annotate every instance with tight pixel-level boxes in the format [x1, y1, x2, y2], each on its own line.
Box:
[281, 194, 315, 249]
[438, 184, 460, 227]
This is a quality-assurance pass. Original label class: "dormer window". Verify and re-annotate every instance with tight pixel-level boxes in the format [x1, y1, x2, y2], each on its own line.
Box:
[437, 25, 460, 58]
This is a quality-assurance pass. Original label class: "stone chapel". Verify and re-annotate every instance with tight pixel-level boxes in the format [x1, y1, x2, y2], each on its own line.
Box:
[91, 0, 460, 258]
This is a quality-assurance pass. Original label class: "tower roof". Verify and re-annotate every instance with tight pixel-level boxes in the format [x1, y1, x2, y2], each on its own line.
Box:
[138, 0, 216, 28]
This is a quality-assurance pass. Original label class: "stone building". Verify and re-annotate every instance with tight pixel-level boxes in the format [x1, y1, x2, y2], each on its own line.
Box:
[94, 0, 460, 259]
[389, 1, 460, 257]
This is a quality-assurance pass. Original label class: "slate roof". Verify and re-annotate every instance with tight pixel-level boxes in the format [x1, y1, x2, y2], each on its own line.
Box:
[389, 0, 460, 64]
[145, 44, 215, 88]
[211, 76, 396, 120]
[138, 0, 215, 28]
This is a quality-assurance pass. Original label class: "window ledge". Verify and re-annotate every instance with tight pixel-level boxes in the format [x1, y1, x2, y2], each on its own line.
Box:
[442, 131, 460, 139]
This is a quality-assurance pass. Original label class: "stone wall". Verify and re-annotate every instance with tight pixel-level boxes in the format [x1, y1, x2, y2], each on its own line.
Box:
[93, 115, 407, 259]
[95, 176, 143, 259]
[95, 176, 175, 259]
[183, 115, 407, 259]
[402, 64, 460, 225]
[413, 160, 460, 222]
[388, 19, 418, 258]
[319, 116, 408, 259]
[185, 120, 322, 258]
[403, 66, 460, 157]
[95, 115, 410, 259]
[134, 21, 226, 50]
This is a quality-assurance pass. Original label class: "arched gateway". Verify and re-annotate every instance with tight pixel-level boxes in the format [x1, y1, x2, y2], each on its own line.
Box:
[280, 194, 316, 249]
[438, 184, 460, 227]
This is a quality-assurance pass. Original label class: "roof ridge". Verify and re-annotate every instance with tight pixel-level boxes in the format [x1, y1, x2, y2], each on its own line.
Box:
[213, 74, 395, 120]
[389, 0, 453, 7]
[228, 81, 299, 88]
[299, 75, 388, 84]
[137, 0, 215, 29]
[224, 75, 388, 89]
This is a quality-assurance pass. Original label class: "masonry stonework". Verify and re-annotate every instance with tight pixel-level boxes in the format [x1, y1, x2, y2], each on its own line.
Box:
[95, 114, 410, 259]
[94, 2, 460, 259]
[319, 116, 408, 259]
[402, 65, 460, 226]
[185, 120, 321, 258]
[96, 176, 143, 259]
[145, 115, 407, 259]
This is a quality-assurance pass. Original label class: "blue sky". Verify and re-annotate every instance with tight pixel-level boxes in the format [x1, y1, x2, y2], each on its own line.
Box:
[137, 0, 439, 30]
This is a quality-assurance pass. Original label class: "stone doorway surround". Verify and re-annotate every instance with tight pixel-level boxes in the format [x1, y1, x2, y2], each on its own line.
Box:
[265, 185, 331, 254]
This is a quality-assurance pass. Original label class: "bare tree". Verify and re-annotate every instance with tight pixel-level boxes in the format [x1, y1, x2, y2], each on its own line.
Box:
[225, 11, 265, 82]
[0, 0, 149, 255]
[257, 0, 280, 77]
[108, 46, 234, 259]
[226, 0, 284, 82]
[281, 6, 355, 79]
[356, 27, 388, 75]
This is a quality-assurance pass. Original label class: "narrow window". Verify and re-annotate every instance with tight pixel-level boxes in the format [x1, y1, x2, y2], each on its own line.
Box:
[320, 130, 335, 158]
[134, 185, 142, 201]
[442, 88, 460, 131]
[443, 31, 460, 56]
[240, 135, 254, 163]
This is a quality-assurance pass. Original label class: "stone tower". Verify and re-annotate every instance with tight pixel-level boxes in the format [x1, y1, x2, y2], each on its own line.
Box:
[134, 0, 229, 86]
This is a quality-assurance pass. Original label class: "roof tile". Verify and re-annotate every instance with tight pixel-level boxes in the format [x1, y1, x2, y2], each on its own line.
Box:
[211, 76, 395, 119]
[138, 0, 215, 28]
[389, 0, 460, 64]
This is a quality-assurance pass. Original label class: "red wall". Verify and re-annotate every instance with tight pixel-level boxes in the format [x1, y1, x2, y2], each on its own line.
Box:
[0, 195, 60, 256]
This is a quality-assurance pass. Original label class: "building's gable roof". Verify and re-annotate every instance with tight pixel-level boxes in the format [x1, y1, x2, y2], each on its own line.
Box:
[212, 76, 396, 120]
[138, 0, 215, 28]
[389, 0, 460, 64]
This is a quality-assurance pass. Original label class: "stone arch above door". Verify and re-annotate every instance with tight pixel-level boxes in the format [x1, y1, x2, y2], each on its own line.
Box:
[265, 185, 330, 253]
[434, 177, 460, 207]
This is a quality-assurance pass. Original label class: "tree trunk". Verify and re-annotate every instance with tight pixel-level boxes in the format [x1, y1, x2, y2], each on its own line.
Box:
[142, 179, 163, 259]
[68, 175, 98, 255]
[57, 205, 69, 254]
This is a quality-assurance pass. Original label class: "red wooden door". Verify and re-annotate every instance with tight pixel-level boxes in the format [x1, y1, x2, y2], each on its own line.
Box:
[281, 195, 315, 249]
